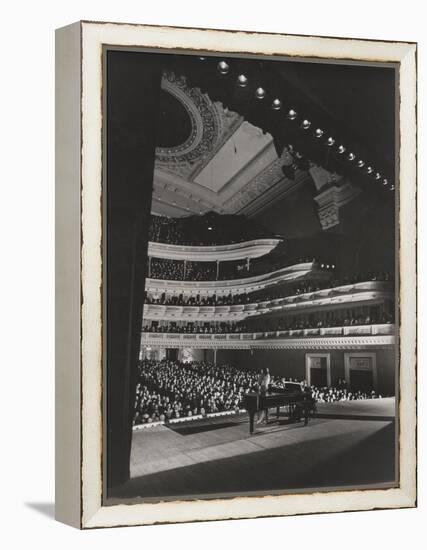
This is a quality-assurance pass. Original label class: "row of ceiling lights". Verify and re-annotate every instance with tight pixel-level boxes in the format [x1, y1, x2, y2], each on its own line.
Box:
[199, 58, 394, 192]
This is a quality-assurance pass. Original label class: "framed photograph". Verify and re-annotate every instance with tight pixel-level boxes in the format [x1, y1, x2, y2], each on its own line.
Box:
[55, 21, 417, 529]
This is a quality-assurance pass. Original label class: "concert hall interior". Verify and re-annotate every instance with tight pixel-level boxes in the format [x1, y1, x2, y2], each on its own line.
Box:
[105, 50, 397, 502]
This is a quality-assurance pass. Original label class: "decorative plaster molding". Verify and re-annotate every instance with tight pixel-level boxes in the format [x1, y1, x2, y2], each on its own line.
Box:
[151, 75, 308, 218]
[313, 181, 361, 230]
[155, 72, 242, 179]
[140, 332, 395, 351]
[223, 149, 295, 214]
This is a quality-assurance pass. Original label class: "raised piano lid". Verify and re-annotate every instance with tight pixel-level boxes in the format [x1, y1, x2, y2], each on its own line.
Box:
[269, 381, 305, 394]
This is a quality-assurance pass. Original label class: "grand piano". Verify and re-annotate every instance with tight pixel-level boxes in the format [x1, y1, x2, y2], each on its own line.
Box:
[242, 382, 316, 434]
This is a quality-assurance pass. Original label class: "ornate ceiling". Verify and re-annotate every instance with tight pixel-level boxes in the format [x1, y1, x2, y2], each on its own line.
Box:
[151, 72, 308, 218]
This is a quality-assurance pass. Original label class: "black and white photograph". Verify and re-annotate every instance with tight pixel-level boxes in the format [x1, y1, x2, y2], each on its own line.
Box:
[105, 48, 400, 503]
[0, 0, 423, 545]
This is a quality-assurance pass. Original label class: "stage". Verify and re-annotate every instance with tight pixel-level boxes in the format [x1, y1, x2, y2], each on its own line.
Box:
[108, 397, 396, 503]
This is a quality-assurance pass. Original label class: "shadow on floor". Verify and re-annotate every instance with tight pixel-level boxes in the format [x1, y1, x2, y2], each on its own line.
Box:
[25, 502, 55, 519]
[168, 420, 241, 436]
[313, 413, 395, 422]
[108, 423, 395, 502]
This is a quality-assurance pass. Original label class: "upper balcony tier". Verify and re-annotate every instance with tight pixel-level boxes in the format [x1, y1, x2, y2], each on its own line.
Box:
[145, 261, 330, 295]
[148, 213, 273, 248]
[143, 281, 394, 322]
[147, 238, 282, 262]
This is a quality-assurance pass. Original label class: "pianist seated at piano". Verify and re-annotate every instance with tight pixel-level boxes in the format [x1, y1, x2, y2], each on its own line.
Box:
[246, 369, 316, 434]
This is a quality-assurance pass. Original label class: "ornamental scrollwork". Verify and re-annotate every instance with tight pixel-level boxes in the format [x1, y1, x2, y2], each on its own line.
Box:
[155, 72, 241, 178]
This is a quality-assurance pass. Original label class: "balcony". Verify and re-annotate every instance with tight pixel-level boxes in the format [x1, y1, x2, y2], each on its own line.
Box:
[140, 323, 395, 350]
[143, 281, 394, 322]
[147, 238, 282, 262]
[145, 261, 324, 295]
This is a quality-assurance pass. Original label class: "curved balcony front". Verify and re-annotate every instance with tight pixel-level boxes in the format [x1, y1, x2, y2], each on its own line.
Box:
[145, 261, 326, 295]
[147, 238, 282, 262]
[140, 323, 395, 350]
[143, 281, 394, 322]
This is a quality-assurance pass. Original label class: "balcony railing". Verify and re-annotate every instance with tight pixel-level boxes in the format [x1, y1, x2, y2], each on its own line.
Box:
[147, 238, 282, 262]
[145, 261, 326, 295]
[143, 281, 394, 322]
[141, 323, 395, 343]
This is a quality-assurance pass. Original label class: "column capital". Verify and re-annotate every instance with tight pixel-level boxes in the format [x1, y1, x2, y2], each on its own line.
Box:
[313, 182, 361, 230]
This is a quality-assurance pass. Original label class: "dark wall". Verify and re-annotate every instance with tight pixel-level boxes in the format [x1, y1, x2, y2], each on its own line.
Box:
[255, 181, 321, 239]
[254, 184, 395, 278]
[375, 349, 396, 396]
[337, 192, 396, 277]
[106, 50, 163, 491]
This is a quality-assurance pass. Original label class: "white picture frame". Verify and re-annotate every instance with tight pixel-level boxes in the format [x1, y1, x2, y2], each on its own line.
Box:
[55, 20, 417, 529]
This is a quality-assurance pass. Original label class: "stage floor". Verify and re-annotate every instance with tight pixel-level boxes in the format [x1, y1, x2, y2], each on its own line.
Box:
[108, 397, 397, 503]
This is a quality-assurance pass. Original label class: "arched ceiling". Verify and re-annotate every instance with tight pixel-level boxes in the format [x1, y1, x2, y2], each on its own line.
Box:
[150, 57, 396, 229]
[152, 72, 307, 218]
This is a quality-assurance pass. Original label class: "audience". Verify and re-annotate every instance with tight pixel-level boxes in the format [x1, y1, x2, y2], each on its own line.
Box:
[145, 290, 251, 306]
[142, 321, 247, 334]
[144, 272, 393, 306]
[138, 217, 392, 429]
[148, 255, 318, 281]
[133, 359, 382, 426]
[310, 383, 379, 403]
[148, 250, 393, 284]
[148, 214, 270, 246]
[247, 310, 394, 333]
[142, 308, 394, 335]
[149, 258, 185, 281]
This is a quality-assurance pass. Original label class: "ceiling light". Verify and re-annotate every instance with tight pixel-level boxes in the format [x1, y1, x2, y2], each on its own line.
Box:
[338, 145, 346, 154]
[315, 128, 324, 138]
[301, 119, 311, 130]
[272, 98, 282, 110]
[287, 109, 297, 120]
[255, 87, 266, 99]
[237, 74, 248, 87]
[217, 61, 229, 74]
[348, 152, 355, 161]
[327, 137, 335, 147]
